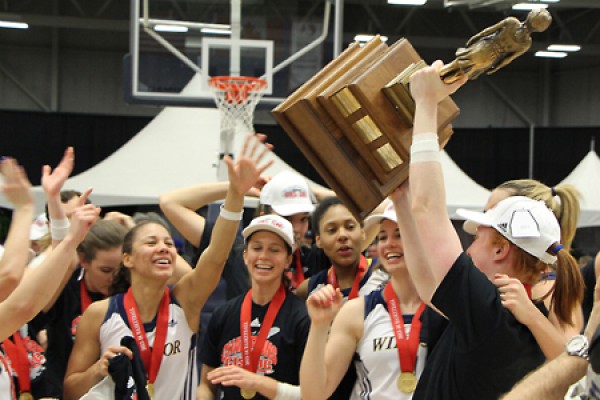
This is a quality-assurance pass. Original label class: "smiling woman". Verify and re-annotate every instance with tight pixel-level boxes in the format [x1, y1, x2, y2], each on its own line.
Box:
[197, 214, 309, 400]
[62, 134, 273, 400]
[300, 201, 445, 400]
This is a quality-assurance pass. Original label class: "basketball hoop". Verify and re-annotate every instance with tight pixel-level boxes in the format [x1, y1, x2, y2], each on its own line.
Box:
[209, 76, 267, 134]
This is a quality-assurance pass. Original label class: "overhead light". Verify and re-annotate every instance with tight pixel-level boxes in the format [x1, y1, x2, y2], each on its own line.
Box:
[0, 20, 28, 29]
[388, 0, 427, 5]
[201, 28, 231, 35]
[512, 2, 548, 10]
[535, 50, 567, 58]
[542, 0, 559, 2]
[154, 24, 188, 33]
[354, 34, 388, 43]
[547, 44, 580, 52]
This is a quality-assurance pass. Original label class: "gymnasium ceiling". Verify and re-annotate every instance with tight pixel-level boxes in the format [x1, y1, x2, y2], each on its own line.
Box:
[1, 0, 599, 101]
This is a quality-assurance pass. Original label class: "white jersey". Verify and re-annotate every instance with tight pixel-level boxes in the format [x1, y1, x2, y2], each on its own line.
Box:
[0, 350, 14, 400]
[352, 290, 427, 400]
[99, 290, 198, 400]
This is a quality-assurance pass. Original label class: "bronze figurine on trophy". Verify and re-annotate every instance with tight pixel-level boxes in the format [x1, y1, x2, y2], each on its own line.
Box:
[272, 9, 552, 219]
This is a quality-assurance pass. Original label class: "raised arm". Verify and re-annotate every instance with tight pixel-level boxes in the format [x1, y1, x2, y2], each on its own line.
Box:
[0, 158, 34, 301]
[159, 181, 229, 247]
[465, 18, 513, 47]
[0, 195, 100, 341]
[301, 285, 360, 400]
[40, 147, 83, 312]
[404, 61, 466, 300]
[390, 185, 439, 304]
[174, 134, 274, 330]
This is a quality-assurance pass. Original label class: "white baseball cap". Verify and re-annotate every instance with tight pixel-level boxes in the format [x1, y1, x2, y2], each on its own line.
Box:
[260, 171, 315, 216]
[242, 215, 295, 249]
[457, 196, 561, 265]
[363, 200, 397, 250]
[30, 213, 48, 241]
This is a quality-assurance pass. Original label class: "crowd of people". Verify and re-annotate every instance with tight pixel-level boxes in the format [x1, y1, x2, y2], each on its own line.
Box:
[0, 64, 600, 400]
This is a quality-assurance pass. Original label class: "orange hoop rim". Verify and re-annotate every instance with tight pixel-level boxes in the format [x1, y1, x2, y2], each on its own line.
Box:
[208, 75, 267, 92]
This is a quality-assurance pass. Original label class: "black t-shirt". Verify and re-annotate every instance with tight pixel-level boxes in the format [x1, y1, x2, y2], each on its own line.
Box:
[414, 252, 546, 400]
[297, 245, 330, 278]
[199, 291, 310, 400]
[29, 268, 105, 398]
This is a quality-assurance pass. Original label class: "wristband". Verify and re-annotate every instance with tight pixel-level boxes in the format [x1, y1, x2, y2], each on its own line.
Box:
[50, 218, 70, 240]
[274, 383, 301, 400]
[410, 132, 440, 164]
[219, 204, 243, 221]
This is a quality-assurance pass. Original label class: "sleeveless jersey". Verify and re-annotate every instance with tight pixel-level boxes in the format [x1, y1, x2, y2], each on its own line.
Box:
[352, 289, 427, 400]
[0, 349, 14, 400]
[99, 290, 197, 400]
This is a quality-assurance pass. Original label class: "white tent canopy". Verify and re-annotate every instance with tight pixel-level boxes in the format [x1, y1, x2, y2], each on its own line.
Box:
[559, 149, 600, 228]
[441, 150, 490, 218]
[0, 105, 320, 214]
[0, 74, 490, 218]
[0, 74, 325, 214]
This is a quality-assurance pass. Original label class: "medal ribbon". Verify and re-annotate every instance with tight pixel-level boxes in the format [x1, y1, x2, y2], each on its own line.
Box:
[80, 279, 93, 313]
[240, 285, 286, 372]
[1, 333, 30, 395]
[291, 249, 305, 289]
[383, 284, 426, 373]
[0, 350, 16, 400]
[327, 255, 367, 300]
[124, 287, 170, 385]
[523, 283, 532, 299]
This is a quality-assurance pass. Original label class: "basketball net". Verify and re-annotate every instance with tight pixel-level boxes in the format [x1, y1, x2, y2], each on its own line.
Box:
[209, 76, 267, 180]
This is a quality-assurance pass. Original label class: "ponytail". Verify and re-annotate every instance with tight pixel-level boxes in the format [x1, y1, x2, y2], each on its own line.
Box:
[550, 249, 584, 327]
[551, 184, 580, 251]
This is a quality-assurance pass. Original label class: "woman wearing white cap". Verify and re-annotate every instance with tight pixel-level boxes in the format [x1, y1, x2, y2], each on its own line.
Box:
[389, 61, 583, 400]
[63, 135, 272, 400]
[197, 214, 309, 400]
[481, 180, 584, 360]
[300, 201, 445, 400]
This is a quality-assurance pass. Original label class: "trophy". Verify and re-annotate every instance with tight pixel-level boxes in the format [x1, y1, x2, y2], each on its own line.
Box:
[272, 9, 551, 220]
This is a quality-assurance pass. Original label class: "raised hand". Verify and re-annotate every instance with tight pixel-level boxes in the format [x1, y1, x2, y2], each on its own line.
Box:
[42, 147, 74, 197]
[224, 133, 274, 196]
[306, 284, 344, 327]
[0, 158, 33, 208]
[67, 189, 100, 244]
[409, 60, 466, 105]
[103, 211, 136, 229]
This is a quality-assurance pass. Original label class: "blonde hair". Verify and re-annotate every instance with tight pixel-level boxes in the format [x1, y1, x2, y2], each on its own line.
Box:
[496, 180, 580, 251]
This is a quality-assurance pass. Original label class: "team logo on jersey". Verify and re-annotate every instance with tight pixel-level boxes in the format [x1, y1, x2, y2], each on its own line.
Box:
[221, 336, 279, 374]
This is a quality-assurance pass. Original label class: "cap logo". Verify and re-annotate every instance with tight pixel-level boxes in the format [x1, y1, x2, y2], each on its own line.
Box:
[256, 217, 285, 231]
[509, 209, 541, 238]
[497, 222, 508, 232]
[282, 186, 307, 199]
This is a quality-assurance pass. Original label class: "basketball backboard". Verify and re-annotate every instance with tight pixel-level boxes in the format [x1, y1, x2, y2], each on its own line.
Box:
[126, 0, 333, 108]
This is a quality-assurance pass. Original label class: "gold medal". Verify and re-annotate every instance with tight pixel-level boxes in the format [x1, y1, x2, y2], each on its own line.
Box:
[241, 388, 257, 399]
[18, 393, 33, 400]
[146, 382, 155, 399]
[397, 372, 417, 393]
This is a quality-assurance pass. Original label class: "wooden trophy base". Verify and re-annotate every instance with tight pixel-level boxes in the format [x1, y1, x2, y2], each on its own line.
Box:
[272, 36, 459, 220]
